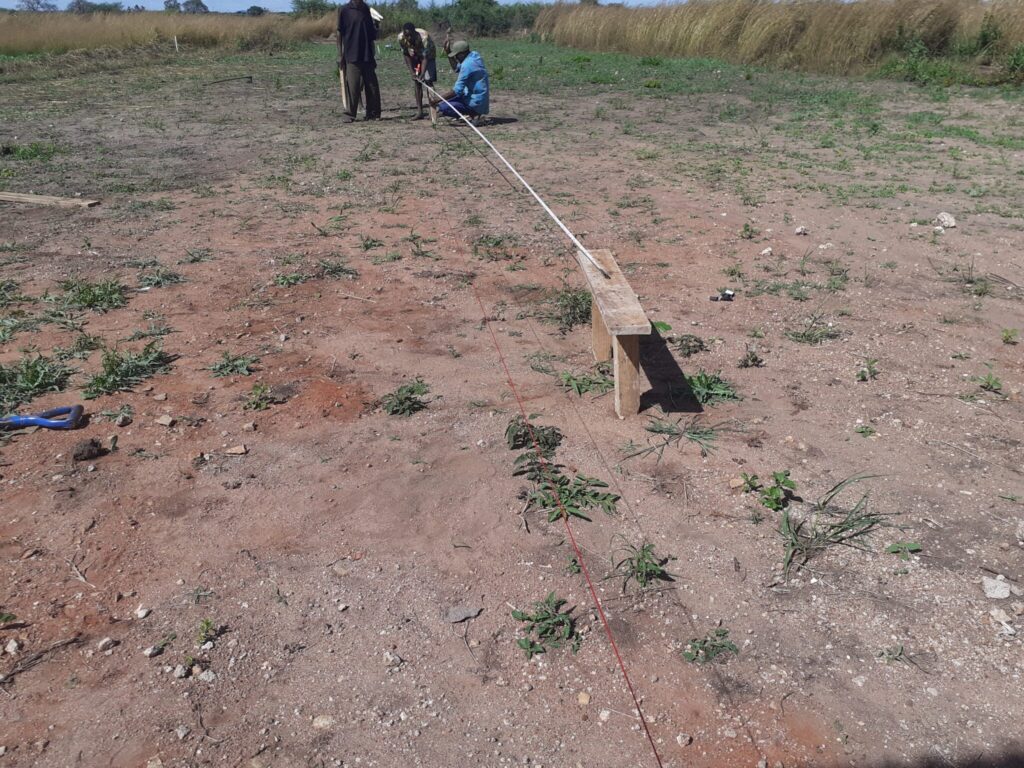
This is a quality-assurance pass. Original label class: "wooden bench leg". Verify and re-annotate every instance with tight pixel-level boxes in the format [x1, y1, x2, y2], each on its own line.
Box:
[592, 302, 612, 363]
[612, 334, 641, 418]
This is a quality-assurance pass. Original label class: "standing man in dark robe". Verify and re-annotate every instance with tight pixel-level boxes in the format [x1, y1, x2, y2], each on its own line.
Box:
[337, 0, 381, 123]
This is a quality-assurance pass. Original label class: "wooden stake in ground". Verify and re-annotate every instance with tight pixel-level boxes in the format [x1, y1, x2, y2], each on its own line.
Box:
[575, 248, 650, 418]
[0, 192, 99, 209]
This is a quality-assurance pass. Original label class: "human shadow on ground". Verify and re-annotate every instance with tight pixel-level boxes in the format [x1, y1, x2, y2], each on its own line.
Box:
[639, 329, 702, 415]
[854, 750, 1024, 768]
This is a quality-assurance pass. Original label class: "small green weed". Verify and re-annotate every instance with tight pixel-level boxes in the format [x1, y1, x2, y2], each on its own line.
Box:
[505, 415, 563, 457]
[316, 259, 359, 280]
[738, 346, 764, 368]
[785, 313, 841, 345]
[855, 424, 876, 437]
[179, 247, 213, 264]
[975, 367, 1002, 394]
[779, 474, 887, 578]
[0, 353, 73, 412]
[684, 370, 740, 405]
[672, 333, 707, 357]
[53, 333, 103, 361]
[512, 592, 580, 659]
[360, 236, 384, 251]
[381, 377, 430, 416]
[856, 358, 880, 381]
[273, 272, 308, 287]
[610, 538, 675, 592]
[528, 472, 618, 522]
[197, 618, 221, 645]
[138, 267, 184, 289]
[760, 470, 797, 511]
[886, 541, 922, 561]
[243, 382, 283, 411]
[1002, 329, 1019, 345]
[683, 627, 738, 664]
[209, 352, 259, 377]
[559, 368, 613, 396]
[54, 279, 127, 313]
[544, 286, 591, 333]
[83, 342, 175, 399]
[739, 222, 759, 240]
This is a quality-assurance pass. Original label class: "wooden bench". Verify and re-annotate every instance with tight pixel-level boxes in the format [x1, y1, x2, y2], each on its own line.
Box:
[574, 248, 651, 418]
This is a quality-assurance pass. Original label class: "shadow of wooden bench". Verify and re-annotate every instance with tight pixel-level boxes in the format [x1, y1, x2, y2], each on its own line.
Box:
[574, 248, 651, 418]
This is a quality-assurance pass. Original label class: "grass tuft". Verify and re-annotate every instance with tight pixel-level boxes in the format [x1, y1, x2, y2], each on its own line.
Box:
[83, 342, 175, 399]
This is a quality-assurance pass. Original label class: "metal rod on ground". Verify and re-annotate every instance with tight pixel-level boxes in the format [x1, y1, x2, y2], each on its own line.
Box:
[421, 81, 610, 279]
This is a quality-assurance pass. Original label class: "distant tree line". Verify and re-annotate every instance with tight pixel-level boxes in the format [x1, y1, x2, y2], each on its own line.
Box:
[293, 0, 543, 37]
[14, 0, 211, 11]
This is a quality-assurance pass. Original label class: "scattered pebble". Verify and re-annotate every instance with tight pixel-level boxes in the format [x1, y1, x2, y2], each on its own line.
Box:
[135, 606, 151, 620]
[114, 413, 132, 427]
[5, 639, 19, 655]
[794, 226, 809, 235]
[577, 692, 591, 707]
[224, 445, 248, 455]
[983, 575, 1011, 600]
[143, 646, 161, 658]
[312, 715, 335, 730]
[445, 605, 482, 624]
[599, 709, 611, 722]
[935, 211, 957, 228]
[96, 637, 117, 652]
[198, 669, 216, 683]
[155, 415, 175, 427]
[677, 733, 693, 746]
[153, 393, 168, 402]
[175, 725, 190, 741]
[760, 247, 773, 256]
[173, 664, 188, 679]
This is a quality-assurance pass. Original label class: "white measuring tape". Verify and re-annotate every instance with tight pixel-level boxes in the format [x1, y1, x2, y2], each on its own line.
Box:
[419, 79, 610, 279]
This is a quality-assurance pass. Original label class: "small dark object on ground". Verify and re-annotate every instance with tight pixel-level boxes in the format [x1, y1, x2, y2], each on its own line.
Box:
[72, 438, 106, 462]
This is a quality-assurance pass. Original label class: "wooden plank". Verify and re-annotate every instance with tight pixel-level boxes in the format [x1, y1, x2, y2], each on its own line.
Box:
[574, 248, 650, 336]
[0, 192, 99, 209]
[613, 334, 642, 418]
[592, 300, 612, 363]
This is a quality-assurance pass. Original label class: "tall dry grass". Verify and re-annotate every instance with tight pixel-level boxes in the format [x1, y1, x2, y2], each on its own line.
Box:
[535, 0, 1024, 75]
[0, 11, 335, 57]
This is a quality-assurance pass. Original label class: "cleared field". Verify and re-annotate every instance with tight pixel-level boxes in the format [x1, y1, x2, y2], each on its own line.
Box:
[1, 38, 1022, 768]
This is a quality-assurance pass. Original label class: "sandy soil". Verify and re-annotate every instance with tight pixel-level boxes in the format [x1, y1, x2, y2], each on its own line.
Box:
[1, 42, 1022, 768]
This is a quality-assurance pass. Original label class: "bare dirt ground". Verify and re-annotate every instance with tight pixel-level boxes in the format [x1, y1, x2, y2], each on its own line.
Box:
[1, 41, 1022, 768]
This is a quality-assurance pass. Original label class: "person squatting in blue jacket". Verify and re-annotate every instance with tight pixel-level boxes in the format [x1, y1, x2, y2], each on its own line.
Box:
[430, 40, 489, 121]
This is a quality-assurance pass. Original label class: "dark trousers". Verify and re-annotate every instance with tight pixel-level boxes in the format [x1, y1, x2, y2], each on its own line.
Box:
[344, 61, 381, 120]
[437, 99, 477, 118]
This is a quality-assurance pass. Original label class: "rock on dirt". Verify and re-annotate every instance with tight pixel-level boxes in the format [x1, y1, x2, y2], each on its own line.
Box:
[794, 226, 809, 235]
[312, 715, 335, 730]
[96, 637, 117, 652]
[5, 639, 19, 655]
[175, 725, 190, 741]
[982, 576, 1011, 600]
[114, 413, 132, 427]
[143, 646, 161, 658]
[224, 445, 248, 455]
[155, 415, 175, 427]
[445, 605, 482, 623]
[198, 669, 216, 683]
[135, 606, 151, 619]
[173, 664, 188, 679]
[935, 212, 957, 228]
[1015, 518, 1024, 545]
[72, 438, 106, 462]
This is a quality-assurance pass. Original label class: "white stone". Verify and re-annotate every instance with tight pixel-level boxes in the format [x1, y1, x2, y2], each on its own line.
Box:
[983, 576, 1011, 600]
[198, 669, 216, 683]
[97, 637, 117, 652]
[935, 212, 956, 228]
[5, 639, 19, 655]
[135, 606, 151, 620]
[312, 715, 335, 730]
